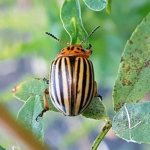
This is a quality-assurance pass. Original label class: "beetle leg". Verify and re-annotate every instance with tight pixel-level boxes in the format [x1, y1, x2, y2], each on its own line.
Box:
[36, 88, 49, 121]
[43, 78, 49, 84]
[94, 81, 102, 100]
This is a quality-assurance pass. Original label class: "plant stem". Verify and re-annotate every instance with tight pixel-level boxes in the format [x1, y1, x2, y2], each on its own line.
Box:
[91, 120, 112, 150]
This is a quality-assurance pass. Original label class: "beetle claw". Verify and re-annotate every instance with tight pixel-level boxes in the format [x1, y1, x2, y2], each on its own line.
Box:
[43, 78, 49, 84]
[97, 94, 103, 101]
[36, 107, 49, 121]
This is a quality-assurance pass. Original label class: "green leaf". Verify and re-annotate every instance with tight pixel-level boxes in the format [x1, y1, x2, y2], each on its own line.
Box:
[13, 78, 48, 102]
[18, 96, 44, 140]
[113, 13, 150, 111]
[14, 78, 58, 141]
[13, 78, 58, 111]
[82, 0, 107, 11]
[60, 0, 88, 44]
[112, 102, 150, 144]
[82, 97, 107, 120]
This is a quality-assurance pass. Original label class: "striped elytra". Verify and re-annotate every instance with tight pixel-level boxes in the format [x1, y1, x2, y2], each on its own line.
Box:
[49, 45, 95, 116]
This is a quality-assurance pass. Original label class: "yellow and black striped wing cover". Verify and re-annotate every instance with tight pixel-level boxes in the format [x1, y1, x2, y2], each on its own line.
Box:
[49, 56, 95, 116]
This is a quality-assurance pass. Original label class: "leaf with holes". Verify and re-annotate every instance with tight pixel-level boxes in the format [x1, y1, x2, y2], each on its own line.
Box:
[113, 13, 150, 111]
[112, 102, 150, 144]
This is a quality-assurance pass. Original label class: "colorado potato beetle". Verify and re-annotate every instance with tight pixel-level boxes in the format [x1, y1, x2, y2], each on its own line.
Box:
[37, 26, 102, 119]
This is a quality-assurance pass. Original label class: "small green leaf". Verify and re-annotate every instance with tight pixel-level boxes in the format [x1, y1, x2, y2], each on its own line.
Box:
[82, 97, 107, 120]
[82, 0, 107, 11]
[18, 96, 44, 140]
[13, 78, 48, 101]
[112, 102, 150, 144]
[60, 0, 88, 44]
[113, 13, 150, 111]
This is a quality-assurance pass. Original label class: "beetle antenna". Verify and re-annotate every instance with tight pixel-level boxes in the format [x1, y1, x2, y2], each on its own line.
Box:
[87, 26, 100, 40]
[80, 26, 100, 44]
[45, 32, 70, 46]
[45, 32, 60, 42]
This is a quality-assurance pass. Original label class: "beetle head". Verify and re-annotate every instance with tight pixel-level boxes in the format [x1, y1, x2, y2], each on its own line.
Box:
[57, 44, 92, 58]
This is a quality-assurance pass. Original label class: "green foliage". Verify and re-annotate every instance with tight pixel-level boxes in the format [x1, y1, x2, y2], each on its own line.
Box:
[2, 0, 150, 149]
[60, 0, 88, 44]
[0, 1, 58, 61]
[82, 97, 107, 120]
[113, 12, 150, 111]
[60, 0, 111, 45]
[112, 12, 150, 144]
[18, 96, 44, 141]
[13, 79, 56, 141]
[113, 102, 150, 144]
[82, 0, 107, 11]
[13, 79, 48, 141]
[13, 78, 48, 102]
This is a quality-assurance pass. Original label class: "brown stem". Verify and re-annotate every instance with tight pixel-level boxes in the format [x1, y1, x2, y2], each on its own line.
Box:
[0, 104, 51, 150]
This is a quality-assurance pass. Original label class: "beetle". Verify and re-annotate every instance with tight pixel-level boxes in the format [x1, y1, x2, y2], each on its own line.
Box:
[37, 26, 102, 119]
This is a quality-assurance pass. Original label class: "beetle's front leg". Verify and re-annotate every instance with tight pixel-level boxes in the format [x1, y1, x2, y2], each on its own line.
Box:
[36, 88, 49, 121]
[94, 81, 102, 100]
[43, 77, 49, 84]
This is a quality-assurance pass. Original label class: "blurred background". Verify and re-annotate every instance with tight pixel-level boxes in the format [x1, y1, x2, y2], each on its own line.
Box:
[0, 0, 150, 150]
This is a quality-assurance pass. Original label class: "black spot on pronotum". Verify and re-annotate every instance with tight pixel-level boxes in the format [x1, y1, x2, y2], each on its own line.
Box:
[67, 47, 70, 50]
[71, 46, 74, 50]
[81, 49, 85, 52]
